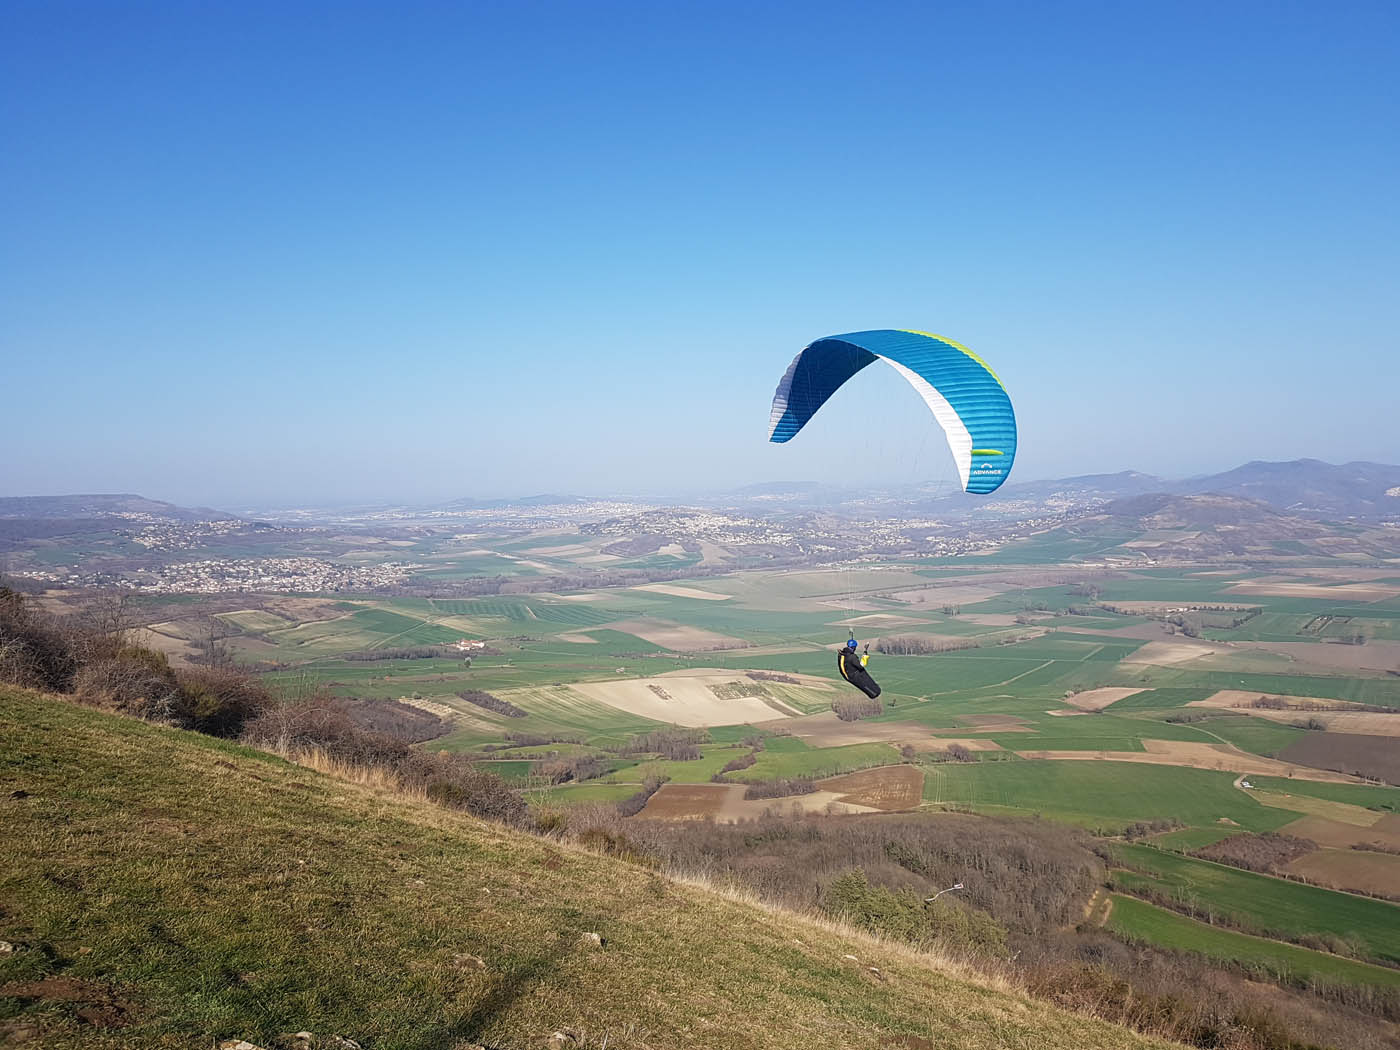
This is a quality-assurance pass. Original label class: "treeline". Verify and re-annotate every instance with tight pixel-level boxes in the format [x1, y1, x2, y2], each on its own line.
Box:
[876, 634, 982, 655]
[876, 631, 1038, 656]
[457, 689, 527, 718]
[743, 777, 815, 800]
[341, 645, 459, 662]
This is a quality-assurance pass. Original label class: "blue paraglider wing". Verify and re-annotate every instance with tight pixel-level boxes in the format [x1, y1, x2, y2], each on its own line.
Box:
[768, 329, 1016, 494]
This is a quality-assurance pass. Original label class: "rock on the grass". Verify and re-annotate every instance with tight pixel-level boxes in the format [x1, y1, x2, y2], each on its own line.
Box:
[547, 1032, 579, 1048]
[217, 1042, 267, 1050]
[579, 931, 603, 948]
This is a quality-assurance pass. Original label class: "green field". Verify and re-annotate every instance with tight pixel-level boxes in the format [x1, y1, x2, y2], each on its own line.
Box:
[1107, 895, 1400, 989]
[923, 762, 1302, 833]
[1109, 843, 1400, 965]
[1185, 715, 1307, 755]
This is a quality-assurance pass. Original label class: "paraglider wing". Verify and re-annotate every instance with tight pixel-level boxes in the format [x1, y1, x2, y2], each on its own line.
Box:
[767, 329, 1016, 494]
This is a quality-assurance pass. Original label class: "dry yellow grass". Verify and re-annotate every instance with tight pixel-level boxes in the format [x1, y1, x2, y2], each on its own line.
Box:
[629, 583, 733, 600]
[1119, 640, 1222, 666]
[1063, 687, 1146, 711]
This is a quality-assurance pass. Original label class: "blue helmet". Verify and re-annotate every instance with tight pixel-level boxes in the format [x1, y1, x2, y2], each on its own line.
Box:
[846, 638, 859, 649]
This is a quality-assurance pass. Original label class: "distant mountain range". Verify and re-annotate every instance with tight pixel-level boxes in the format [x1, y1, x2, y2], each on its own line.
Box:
[719, 460, 1400, 522]
[6, 459, 1399, 527]
[0, 493, 231, 522]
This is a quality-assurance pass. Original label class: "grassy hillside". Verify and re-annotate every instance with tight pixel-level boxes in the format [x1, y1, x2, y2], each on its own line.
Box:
[0, 687, 1172, 1050]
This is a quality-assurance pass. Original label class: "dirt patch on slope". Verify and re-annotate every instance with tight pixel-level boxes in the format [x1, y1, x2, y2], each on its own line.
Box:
[1287, 848, 1400, 899]
[0, 977, 134, 1028]
[819, 765, 924, 812]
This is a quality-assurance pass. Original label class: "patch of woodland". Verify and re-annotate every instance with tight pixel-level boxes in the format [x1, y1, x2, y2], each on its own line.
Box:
[1190, 832, 1317, 873]
[457, 689, 527, 717]
[831, 694, 884, 721]
[612, 728, 707, 761]
[741, 777, 816, 800]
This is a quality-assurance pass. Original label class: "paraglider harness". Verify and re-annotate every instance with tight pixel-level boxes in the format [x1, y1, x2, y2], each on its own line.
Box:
[837, 635, 881, 700]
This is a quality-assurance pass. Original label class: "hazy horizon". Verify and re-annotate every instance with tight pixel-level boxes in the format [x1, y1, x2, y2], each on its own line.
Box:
[4, 2, 1397, 506]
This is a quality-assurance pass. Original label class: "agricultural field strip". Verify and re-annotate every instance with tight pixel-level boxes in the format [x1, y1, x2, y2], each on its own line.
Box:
[1107, 895, 1400, 988]
[1108, 842, 1400, 964]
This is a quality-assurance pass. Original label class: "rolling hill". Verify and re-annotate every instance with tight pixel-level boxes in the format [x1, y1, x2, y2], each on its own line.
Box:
[0, 687, 1174, 1050]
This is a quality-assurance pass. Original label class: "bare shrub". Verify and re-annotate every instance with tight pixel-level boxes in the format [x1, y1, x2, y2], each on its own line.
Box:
[171, 665, 275, 737]
[244, 694, 525, 824]
[73, 646, 182, 721]
[0, 587, 80, 691]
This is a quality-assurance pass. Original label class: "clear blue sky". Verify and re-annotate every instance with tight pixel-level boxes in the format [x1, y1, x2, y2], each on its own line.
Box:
[3, 1, 1397, 507]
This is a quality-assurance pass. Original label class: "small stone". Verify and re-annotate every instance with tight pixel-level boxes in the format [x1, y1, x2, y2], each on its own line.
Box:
[0, 941, 14, 954]
[547, 1032, 578, 1049]
[291, 1034, 314, 1046]
[77, 946, 93, 955]
[579, 931, 603, 949]
[842, 953, 859, 961]
[330, 1039, 361, 1050]
[453, 952, 487, 970]
[217, 1041, 267, 1050]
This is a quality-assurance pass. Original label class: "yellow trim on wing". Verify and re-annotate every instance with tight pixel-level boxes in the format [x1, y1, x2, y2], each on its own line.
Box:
[898, 329, 1005, 389]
